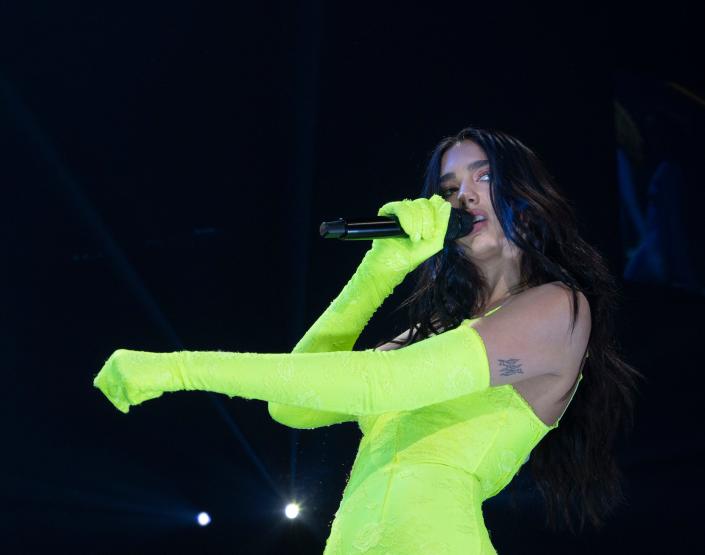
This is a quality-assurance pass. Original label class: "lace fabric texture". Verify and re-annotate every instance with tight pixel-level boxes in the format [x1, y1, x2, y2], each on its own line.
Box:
[100, 294, 579, 553]
[174, 316, 492, 416]
[322, 310, 579, 554]
[268, 250, 407, 428]
[267, 192, 457, 426]
[268, 300, 583, 553]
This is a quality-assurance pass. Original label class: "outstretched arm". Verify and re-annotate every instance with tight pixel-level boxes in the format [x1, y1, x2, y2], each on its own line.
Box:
[93, 321, 490, 416]
[93, 281, 591, 416]
[268, 195, 452, 428]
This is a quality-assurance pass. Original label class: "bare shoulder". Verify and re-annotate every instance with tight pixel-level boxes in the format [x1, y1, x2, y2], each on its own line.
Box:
[480, 282, 590, 334]
[538, 281, 592, 335]
[471, 281, 592, 386]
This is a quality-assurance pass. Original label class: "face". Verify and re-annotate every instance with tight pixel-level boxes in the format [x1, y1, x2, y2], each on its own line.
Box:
[439, 140, 520, 263]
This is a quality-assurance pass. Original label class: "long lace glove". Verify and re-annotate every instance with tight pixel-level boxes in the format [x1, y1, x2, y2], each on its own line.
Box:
[268, 194, 452, 428]
[92, 320, 489, 416]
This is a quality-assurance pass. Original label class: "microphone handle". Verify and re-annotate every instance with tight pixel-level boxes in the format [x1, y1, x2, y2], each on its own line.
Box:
[320, 208, 475, 242]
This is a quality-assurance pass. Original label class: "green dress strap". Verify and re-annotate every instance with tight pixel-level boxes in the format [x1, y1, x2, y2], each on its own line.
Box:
[482, 304, 504, 317]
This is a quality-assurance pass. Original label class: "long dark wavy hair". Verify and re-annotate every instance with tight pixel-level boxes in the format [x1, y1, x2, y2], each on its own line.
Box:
[374, 126, 645, 534]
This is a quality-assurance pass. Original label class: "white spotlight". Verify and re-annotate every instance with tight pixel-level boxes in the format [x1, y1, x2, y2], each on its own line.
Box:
[197, 512, 211, 526]
[284, 503, 300, 519]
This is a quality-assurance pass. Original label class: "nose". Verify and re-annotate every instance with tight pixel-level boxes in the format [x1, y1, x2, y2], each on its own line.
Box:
[457, 179, 479, 209]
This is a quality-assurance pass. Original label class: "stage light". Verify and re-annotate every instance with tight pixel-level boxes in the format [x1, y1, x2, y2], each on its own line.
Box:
[197, 512, 211, 526]
[284, 502, 300, 519]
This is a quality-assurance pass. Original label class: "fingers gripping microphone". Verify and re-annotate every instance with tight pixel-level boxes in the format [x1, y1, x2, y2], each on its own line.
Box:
[319, 207, 475, 242]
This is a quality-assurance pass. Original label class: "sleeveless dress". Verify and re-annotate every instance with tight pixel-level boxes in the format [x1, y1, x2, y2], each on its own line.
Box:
[322, 305, 584, 554]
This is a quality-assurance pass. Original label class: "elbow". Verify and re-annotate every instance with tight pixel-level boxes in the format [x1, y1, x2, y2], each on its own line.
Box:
[268, 402, 303, 429]
[267, 402, 287, 425]
[267, 402, 320, 430]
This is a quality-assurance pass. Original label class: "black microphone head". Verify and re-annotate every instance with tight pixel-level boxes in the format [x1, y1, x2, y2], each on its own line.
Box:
[446, 208, 474, 241]
[319, 219, 347, 238]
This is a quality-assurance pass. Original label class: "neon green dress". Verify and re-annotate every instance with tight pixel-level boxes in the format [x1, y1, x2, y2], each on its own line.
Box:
[318, 305, 583, 555]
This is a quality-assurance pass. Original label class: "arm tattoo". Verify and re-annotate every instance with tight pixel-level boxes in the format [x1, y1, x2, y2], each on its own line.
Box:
[498, 358, 524, 377]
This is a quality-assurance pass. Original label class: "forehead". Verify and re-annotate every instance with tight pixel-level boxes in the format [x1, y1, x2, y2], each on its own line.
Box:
[440, 140, 487, 172]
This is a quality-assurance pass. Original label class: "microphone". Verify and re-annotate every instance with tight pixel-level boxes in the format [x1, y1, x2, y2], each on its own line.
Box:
[319, 207, 475, 242]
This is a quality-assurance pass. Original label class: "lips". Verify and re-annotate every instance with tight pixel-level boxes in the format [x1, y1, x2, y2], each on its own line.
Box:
[470, 220, 487, 234]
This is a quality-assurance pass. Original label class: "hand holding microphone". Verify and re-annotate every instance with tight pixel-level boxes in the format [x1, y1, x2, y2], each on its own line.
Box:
[320, 196, 474, 243]
[321, 194, 466, 278]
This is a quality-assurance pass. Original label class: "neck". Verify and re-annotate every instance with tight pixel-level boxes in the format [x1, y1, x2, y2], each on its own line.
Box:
[480, 260, 522, 305]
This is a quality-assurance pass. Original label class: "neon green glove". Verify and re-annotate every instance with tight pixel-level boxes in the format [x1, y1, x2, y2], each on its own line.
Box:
[267, 194, 452, 428]
[368, 193, 452, 275]
[92, 320, 489, 416]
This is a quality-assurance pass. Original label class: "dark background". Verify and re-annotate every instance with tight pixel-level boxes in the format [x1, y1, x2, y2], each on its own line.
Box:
[1, 1, 703, 553]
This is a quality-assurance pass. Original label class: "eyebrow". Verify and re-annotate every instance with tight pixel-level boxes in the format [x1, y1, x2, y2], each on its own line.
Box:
[439, 159, 490, 184]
